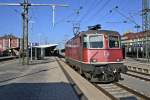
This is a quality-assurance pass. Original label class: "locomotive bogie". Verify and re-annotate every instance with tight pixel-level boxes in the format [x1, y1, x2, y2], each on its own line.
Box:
[66, 57, 127, 83]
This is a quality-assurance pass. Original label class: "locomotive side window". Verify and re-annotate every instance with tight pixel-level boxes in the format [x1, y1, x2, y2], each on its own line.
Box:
[109, 35, 120, 48]
[83, 35, 88, 48]
[89, 35, 103, 48]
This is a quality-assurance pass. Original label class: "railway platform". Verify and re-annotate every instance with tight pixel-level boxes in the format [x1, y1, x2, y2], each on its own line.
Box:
[0, 56, 16, 61]
[123, 57, 150, 75]
[0, 56, 111, 100]
[0, 57, 78, 100]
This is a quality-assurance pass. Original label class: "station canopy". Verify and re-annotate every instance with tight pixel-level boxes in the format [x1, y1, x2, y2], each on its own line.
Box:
[32, 44, 58, 48]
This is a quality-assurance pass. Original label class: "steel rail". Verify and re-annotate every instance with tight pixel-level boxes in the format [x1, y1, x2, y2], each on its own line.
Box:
[125, 72, 150, 82]
[114, 82, 150, 100]
[128, 70, 150, 76]
[0, 56, 17, 62]
[93, 83, 117, 100]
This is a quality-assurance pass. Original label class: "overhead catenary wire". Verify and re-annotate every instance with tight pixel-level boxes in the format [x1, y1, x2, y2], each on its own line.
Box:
[91, 0, 112, 22]
[79, 0, 112, 29]
[78, 0, 99, 23]
[55, 12, 75, 24]
[55, 0, 84, 25]
[73, 0, 87, 21]
[79, 0, 103, 23]
[109, 6, 141, 32]
[55, 7, 81, 25]
[112, 6, 140, 26]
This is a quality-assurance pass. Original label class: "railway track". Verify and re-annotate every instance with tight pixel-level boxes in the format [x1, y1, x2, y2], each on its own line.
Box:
[93, 70, 150, 100]
[128, 70, 150, 76]
[0, 56, 17, 61]
[94, 82, 150, 100]
[0, 56, 17, 65]
[59, 56, 150, 100]
[94, 83, 136, 100]
[94, 71, 150, 100]
[125, 71, 150, 82]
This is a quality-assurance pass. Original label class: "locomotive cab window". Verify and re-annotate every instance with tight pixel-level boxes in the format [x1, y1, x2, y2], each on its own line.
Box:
[89, 35, 103, 48]
[109, 35, 120, 48]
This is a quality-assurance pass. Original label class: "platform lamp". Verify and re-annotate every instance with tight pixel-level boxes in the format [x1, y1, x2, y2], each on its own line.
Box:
[29, 20, 35, 62]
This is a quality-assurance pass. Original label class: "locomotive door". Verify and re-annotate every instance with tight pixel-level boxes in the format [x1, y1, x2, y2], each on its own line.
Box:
[122, 45, 125, 59]
[79, 36, 83, 61]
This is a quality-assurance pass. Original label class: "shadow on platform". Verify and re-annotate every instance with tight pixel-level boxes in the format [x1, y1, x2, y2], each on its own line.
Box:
[0, 67, 57, 83]
[0, 82, 79, 100]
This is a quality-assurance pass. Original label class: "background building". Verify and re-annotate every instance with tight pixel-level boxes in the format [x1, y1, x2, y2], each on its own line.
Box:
[0, 34, 20, 56]
[121, 30, 150, 58]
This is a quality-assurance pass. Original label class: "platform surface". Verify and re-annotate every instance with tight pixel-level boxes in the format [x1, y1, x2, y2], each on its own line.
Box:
[0, 57, 79, 100]
[123, 57, 150, 74]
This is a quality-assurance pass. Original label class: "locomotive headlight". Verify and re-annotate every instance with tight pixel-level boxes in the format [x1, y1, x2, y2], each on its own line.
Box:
[91, 59, 97, 62]
[93, 59, 97, 62]
[117, 59, 120, 62]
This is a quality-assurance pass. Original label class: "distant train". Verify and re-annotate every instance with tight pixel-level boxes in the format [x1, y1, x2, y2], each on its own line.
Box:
[65, 25, 127, 83]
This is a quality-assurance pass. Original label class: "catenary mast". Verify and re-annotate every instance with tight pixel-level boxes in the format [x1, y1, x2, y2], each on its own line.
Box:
[142, 0, 150, 60]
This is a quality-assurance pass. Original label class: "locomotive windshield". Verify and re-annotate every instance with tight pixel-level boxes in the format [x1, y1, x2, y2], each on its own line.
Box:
[109, 35, 120, 48]
[89, 35, 103, 48]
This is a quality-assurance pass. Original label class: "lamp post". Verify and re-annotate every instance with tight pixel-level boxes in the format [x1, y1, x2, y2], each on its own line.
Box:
[29, 20, 35, 61]
[29, 21, 35, 62]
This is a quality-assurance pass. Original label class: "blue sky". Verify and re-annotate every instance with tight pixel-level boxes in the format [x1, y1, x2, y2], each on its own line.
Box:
[0, 0, 145, 47]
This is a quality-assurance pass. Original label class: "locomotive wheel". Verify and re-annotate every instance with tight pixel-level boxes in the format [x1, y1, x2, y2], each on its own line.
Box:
[74, 66, 78, 71]
[114, 72, 121, 82]
[100, 73, 115, 83]
[78, 67, 83, 76]
[84, 72, 92, 81]
[84, 72, 116, 83]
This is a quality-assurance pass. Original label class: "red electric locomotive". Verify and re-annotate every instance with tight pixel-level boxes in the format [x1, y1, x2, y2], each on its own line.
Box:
[65, 25, 127, 82]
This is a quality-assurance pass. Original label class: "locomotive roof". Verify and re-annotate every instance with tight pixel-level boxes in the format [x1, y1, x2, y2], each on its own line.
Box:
[80, 30, 120, 36]
[66, 30, 120, 44]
